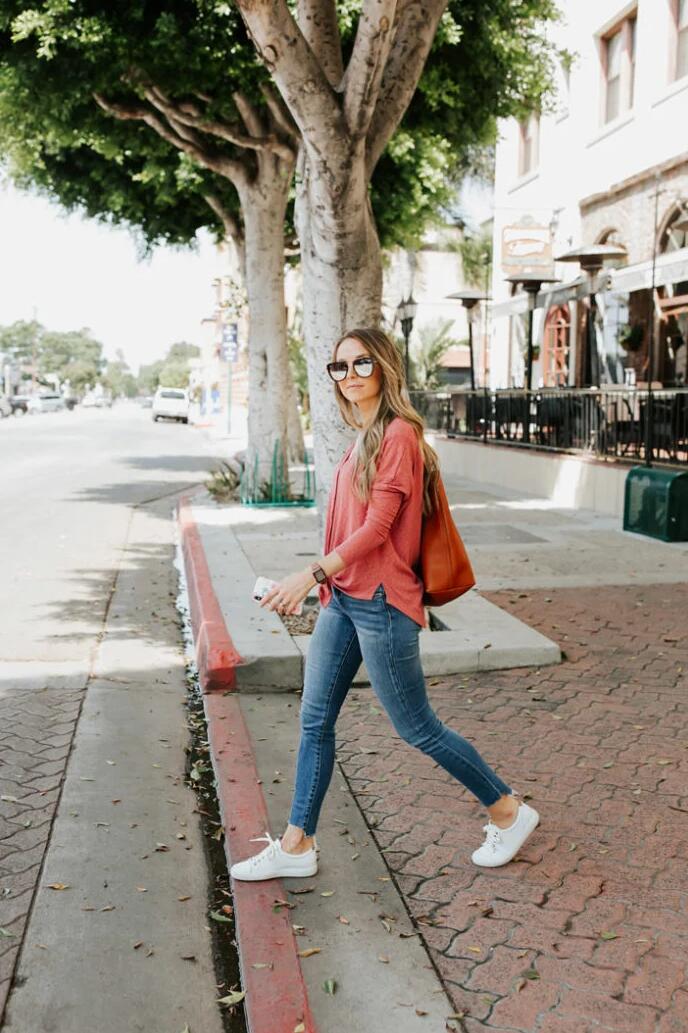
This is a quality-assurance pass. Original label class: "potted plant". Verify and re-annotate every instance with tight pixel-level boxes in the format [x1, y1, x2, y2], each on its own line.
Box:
[618, 323, 644, 352]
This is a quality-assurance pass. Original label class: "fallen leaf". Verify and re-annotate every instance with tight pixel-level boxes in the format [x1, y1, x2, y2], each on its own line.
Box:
[378, 955, 390, 963]
[320, 891, 335, 897]
[294, 1024, 305, 1033]
[251, 962, 273, 970]
[297, 948, 322, 958]
[416, 1009, 429, 1016]
[155, 843, 169, 852]
[146, 947, 154, 957]
[337, 915, 350, 925]
[0, 795, 18, 803]
[0, 929, 15, 938]
[322, 978, 337, 995]
[178, 895, 192, 902]
[288, 886, 315, 895]
[599, 931, 618, 940]
[467, 946, 482, 954]
[133, 941, 144, 950]
[47, 883, 70, 891]
[217, 990, 246, 1007]
[181, 953, 196, 961]
[100, 904, 115, 912]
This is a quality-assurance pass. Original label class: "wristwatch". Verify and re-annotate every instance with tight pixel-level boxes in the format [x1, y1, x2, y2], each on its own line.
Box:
[310, 562, 328, 585]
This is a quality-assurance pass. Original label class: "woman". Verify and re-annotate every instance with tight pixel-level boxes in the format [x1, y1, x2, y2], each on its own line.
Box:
[230, 328, 539, 881]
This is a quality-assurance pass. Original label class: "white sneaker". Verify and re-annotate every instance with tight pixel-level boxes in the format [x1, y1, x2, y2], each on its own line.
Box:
[471, 801, 540, 867]
[230, 833, 318, 882]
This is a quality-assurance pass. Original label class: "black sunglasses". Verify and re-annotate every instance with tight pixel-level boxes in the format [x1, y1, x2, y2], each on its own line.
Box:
[326, 356, 377, 382]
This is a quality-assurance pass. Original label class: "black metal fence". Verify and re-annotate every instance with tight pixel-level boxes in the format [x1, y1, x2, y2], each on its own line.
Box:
[409, 387, 688, 467]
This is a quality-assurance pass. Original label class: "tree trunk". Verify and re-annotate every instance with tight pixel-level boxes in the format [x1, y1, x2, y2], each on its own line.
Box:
[295, 143, 383, 533]
[285, 358, 305, 462]
[240, 156, 293, 499]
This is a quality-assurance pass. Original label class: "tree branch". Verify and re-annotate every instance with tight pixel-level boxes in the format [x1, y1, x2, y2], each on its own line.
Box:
[234, 0, 343, 144]
[259, 83, 299, 142]
[203, 192, 246, 275]
[94, 92, 245, 184]
[365, 0, 448, 175]
[141, 81, 295, 162]
[343, 0, 397, 138]
[297, 0, 344, 89]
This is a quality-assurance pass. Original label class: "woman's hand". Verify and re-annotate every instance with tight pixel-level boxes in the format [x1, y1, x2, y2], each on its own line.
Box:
[260, 569, 316, 615]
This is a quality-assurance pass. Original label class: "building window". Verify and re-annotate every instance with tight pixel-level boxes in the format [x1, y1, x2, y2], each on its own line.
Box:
[518, 114, 539, 177]
[602, 12, 636, 123]
[676, 0, 688, 80]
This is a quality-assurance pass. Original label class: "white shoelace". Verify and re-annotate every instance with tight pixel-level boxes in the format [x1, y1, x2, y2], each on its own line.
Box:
[482, 822, 503, 853]
[247, 832, 281, 866]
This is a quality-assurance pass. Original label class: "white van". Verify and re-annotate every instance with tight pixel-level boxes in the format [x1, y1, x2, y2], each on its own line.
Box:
[152, 387, 190, 424]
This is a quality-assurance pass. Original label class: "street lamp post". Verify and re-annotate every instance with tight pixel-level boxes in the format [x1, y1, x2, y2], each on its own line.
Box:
[554, 243, 627, 388]
[446, 289, 491, 390]
[396, 294, 417, 386]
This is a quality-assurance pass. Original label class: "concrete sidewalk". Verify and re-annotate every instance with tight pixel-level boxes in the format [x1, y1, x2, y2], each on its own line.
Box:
[188, 481, 561, 693]
[3, 499, 227, 1033]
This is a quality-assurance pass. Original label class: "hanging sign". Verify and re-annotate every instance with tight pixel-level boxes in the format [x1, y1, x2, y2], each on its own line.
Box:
[501, 216, 553, 277]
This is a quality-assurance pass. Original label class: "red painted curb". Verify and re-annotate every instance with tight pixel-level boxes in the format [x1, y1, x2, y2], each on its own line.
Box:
[206, 694, 318, 1033]
[178, 496, 318, 1033]
[178, 494, 243, 692]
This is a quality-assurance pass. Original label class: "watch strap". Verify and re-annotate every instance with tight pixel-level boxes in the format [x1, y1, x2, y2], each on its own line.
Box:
[310, 562, 328, 584]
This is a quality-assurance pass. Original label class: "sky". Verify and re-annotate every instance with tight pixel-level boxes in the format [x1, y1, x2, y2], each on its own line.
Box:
[0, 180, 223, 375]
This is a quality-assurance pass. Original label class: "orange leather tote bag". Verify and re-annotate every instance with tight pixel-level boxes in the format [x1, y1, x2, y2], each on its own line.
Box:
[419, 476, 475, 607]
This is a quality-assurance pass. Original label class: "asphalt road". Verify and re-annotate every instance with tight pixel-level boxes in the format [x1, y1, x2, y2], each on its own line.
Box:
[0, 404, 220, 669]
[0, 404, 231, 1031]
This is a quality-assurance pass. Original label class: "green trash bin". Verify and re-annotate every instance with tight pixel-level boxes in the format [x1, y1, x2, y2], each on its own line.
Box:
[623, 466, 688, 542]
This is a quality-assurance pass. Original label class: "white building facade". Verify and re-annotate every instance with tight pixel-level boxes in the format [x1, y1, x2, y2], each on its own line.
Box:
[490, 0, 688, 390]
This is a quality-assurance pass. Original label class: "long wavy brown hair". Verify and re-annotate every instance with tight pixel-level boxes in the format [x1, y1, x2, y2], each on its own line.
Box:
[332, 327, 441, 516]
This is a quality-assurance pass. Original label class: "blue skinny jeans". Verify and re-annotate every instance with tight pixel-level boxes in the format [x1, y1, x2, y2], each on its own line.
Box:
[288, 583, 512, 836]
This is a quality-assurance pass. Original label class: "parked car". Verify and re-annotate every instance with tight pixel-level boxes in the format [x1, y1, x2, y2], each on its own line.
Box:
[9, 395, 29, 415]
[152, 387, 190, 424]
[27, 393, 66, 414]
[81, 390, 111, 408]
[0, 396, 11, 419]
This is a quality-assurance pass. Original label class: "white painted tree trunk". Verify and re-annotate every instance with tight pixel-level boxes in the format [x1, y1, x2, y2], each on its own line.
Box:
[295, 144, 383, 535]
[240, 161, 293, 498]
[285, 358, 305, 462]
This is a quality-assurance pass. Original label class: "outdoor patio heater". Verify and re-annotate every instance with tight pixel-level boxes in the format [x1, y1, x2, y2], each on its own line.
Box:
[446, 288, 491, 390]
[504, 274, 560, 392]
[554, 243, 627, 387]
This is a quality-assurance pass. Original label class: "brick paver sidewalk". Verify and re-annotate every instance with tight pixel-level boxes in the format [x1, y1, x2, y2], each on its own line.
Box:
[335, 583, 687, 1032]
[0, 684, 84, 1020]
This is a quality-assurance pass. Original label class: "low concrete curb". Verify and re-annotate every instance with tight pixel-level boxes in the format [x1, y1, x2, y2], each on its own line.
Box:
[185, 493, 561, 691]
[178, 496, 318, 1033]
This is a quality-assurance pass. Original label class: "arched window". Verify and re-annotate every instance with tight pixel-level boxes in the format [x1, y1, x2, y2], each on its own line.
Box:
[659, 203, 688, 253]
[542, 305, 571, 387]
[596, 227, 624, 247]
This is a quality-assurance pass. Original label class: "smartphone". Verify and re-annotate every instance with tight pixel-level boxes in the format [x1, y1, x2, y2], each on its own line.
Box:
[252, 576, 303, 616]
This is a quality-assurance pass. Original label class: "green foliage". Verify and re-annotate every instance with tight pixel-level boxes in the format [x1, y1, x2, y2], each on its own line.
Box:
[102, 349, 138, 398]
[372, 0, 562, 250]
[0, 0, 560, 270]
[0, 318, 107, 391]
[0, 0, 252, 253]
[411, 319, 464, 389]
[138, 341, 200, 393]
[456, 228, 493, 289]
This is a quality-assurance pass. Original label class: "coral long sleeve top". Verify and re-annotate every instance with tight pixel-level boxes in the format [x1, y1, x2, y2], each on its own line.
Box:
[319, 416, 426, 628]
